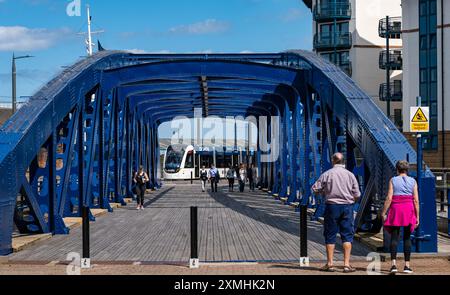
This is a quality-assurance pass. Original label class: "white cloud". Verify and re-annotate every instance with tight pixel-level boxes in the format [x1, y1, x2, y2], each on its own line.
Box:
[281, 8, 303, 22]
[0, 26, 71, 51]
[169, 19, 230, 35]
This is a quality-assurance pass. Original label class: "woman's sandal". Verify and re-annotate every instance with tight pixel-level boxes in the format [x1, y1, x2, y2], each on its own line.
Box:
[320, 264, 336, 272]
[343, 266, 357, 273]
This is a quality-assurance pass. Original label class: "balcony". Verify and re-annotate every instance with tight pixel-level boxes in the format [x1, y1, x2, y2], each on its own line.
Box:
[314, 32, 352, 50]
[379, 80, 403, 102]
[378, 17, 402, 39]
[379, 50, 403, 70]
[313, 2, 351, 22]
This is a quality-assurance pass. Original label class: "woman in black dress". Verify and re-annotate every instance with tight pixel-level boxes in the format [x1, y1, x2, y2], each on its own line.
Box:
[134, 166, 150, 210]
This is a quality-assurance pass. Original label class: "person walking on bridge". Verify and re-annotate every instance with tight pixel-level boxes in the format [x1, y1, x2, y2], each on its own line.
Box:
[226, 165, 236, 192]
[312, 153, 361, 273]
[133, 166, 150, 211]
[239, 164, 247, 193]
[381, 160, 420, 274]
[209, 165, 220, 193]
[247, 163, 257, 192]
[200, 165, 208, 193]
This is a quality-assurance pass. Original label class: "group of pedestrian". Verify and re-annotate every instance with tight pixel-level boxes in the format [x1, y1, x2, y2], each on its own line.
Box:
[199, 163, 258, 194]
[312, 153, 420, 274]
[200, 165, 221, 193]
[227, 163, 258, 193]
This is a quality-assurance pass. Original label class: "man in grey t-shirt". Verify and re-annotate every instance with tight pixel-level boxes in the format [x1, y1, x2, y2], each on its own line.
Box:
[312, 153, 361, 273]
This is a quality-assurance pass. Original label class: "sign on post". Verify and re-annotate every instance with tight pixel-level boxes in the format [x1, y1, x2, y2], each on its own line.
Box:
[410, 107, 430, 133]
[81, 258, 91, 269]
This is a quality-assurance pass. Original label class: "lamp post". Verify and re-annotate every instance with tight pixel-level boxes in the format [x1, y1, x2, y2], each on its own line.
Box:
[12, 53, 34, 114]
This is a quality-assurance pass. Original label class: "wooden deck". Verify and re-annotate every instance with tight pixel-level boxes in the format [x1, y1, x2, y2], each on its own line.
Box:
[9, 182, 371, 262]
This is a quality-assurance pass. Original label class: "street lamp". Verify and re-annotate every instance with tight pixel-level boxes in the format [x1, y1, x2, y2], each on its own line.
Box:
[12, 53, 34, 114]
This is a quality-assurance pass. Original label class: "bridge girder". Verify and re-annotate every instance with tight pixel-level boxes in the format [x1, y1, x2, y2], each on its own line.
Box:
[0, 51, 437, 256]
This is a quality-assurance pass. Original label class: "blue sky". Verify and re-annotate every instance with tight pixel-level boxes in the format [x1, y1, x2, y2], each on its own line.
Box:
[0, 0, 312, 103]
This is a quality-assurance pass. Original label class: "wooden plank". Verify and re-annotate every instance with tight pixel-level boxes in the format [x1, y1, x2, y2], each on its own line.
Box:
[12, 234, 53, 252]
[9, 183, 372, 262]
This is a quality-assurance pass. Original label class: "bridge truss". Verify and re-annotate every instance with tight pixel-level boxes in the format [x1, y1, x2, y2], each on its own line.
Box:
[0, 50, 437, 255]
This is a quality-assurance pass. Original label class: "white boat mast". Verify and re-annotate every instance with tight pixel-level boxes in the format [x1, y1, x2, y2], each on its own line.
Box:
[86, 5, 93, 56]
[78, 5, 104, 56]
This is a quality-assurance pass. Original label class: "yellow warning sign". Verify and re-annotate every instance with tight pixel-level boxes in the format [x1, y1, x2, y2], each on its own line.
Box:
[412, 108, 428, 123]
[410, 107, 429, 133]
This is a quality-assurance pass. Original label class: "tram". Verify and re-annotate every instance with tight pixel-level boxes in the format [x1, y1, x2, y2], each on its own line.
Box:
[163, 144, 255, 180]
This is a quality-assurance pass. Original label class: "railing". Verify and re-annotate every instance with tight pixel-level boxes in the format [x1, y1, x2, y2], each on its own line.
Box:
[432, 169, 450, 236]
[379, 50, 403, 70]
[379, 16, 402, 39]
[379, 80, 402, 101]
[314, 32, 352, 50]
[313, 2, 351, 21]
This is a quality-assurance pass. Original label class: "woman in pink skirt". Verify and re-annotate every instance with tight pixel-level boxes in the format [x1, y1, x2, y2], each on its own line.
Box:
[381, 161, 420, 274]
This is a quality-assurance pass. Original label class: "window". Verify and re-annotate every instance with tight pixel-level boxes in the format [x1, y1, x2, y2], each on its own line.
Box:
[420, 2, 427, 16]
[321, 52, 334, 62]
[430, 34, 437, 49]
[338, 51, 350, 64]
[338, 22, 349, 33]
[320, 24, 331, 34]
[430, 68, 437, 82]
[420, 35, 428, 50]
[185, 151, 194, 169]
[394, 109, 403, 129]
[420, 69, 428, 83]
[429, 0, 437, 15]
[319, 22, 349, 34]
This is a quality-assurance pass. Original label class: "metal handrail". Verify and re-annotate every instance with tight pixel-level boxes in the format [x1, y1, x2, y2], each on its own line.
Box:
[379, 80, 403, 101]
[379, 50, 403, 70]
[313, 32, 352, 49]
[379, 16, 402, 38]
[313, 2, 352, 20]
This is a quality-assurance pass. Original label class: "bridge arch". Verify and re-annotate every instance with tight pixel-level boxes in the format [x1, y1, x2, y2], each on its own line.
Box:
[0, 51, 437, 255]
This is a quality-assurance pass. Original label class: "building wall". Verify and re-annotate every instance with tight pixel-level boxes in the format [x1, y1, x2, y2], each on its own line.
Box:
[403, 0, 449, 132]
[437, 0, 450, 131]
[352, 0, 403, 116]
[402, 0, 420, 132]
[402, 0, 450, 167]
[404, 132, 450, 168]
[309, 0, 403, 116]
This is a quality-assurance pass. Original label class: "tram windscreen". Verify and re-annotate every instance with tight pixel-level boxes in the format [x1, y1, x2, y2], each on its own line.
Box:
[165, 146, 185, 171]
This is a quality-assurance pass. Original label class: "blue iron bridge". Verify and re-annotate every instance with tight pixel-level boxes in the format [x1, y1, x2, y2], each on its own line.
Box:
[0, 50, 437, 255]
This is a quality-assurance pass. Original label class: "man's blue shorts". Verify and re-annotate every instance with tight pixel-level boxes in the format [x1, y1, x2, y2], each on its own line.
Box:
[324, 204, 355, 245]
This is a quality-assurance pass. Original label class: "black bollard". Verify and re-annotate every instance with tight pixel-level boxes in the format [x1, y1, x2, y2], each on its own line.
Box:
[191, 171, 194, 185]
[300, 205, 308, 258]
[190, 206, 199, 267]
[82, 205, 90, 261]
